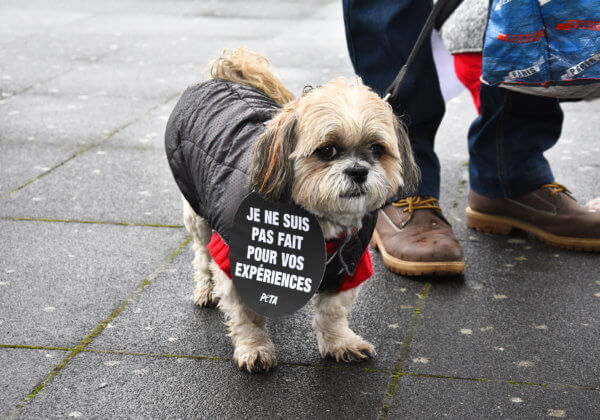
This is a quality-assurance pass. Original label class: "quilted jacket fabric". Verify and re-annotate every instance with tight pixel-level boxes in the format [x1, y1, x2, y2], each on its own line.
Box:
[440, 0, 489, 54]
[165, 79, 280, 244]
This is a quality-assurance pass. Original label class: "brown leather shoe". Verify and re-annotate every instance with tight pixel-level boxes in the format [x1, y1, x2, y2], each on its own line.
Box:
[371, 196, 465, 276]
[466, 182, 600, 251]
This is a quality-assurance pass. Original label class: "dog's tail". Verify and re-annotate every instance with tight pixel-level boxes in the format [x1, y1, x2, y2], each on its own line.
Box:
[210, 48, 295, 106]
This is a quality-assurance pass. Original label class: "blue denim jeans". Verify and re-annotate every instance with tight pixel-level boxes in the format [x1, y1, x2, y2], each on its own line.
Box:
[343, 0, 562, 199]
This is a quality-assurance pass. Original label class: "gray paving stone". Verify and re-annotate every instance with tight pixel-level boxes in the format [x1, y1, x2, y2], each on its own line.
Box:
[0, 220, 186, 348]
[436, 91, 476, 162]
[562, 98, 600, 112]
[27, 60, 194, 101]
[406, 235, 600, 387]
[0, 31, 129, 97]
[546, 107, 600, 203]
[438, 158, 469, 218]
[0, 348, 66, 413]
[552, 105, 600, 161]
[104, 100, 176, 150]
[90, 245, 424, 370]
[16, 351, 388, 419]
[0, 0, 125, 18]
[544, 161, 599, 206]
[0, 8, 89, 40]
[389, 374, 600, 419]
[0, 31, 125, 62]
[0, 54, 69, 99]
[53, 14, 294, 40]
[0, 146, 182, 225]
[0, 142, 80, 196]
[91, 34, 225, 69]
[0, 93, 157, 146]
[116, 0, 334, 19]
[239, 5, 355, 95]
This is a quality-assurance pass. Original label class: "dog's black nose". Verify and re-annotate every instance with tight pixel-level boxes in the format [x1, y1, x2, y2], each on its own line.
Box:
[344, 165, 369, 184]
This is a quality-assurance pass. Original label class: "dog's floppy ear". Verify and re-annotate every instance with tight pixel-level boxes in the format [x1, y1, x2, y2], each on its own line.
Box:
[250, 108, 298, 202]
[394, 118, 420, 196]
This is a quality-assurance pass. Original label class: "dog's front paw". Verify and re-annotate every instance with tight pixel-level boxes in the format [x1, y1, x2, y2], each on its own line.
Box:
[233, 344, 277, 373]
[192, 283, 218, 307]
[318, 333, 376, 362]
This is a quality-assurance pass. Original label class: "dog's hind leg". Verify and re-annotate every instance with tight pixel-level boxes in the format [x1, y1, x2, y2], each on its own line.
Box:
[312, 287, 375, 362]
[182, 198, 218, 307]
[211, 267, 277, 372]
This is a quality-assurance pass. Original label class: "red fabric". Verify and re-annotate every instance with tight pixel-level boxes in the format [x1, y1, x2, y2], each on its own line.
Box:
[207, 233, 232, 277]
[453, 53, 483, 114]
[331, 241, 373, 292]
[207, 232, 373, 292]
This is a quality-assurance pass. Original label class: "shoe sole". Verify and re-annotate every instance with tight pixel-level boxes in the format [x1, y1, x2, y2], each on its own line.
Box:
[371, 230, 465, 276]
[465, 207, 600, 252]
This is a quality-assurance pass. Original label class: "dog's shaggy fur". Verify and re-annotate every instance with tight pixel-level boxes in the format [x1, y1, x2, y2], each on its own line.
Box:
[182, 48, 418, 372]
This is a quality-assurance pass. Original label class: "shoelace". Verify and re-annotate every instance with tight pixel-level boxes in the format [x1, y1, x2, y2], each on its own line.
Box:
[391, 196, 441, 215]
[391, 196, 441, 213]
[541, 182, 571, 196]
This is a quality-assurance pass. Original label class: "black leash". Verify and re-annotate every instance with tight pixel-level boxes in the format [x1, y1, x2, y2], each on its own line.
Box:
[384, 0, 463, 102]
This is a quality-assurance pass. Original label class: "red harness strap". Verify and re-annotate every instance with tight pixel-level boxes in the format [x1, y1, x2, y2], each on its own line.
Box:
[207, 232, 373, 292]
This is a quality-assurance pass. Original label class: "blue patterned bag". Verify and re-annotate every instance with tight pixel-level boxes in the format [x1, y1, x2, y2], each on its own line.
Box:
[482, 0, 600, 98]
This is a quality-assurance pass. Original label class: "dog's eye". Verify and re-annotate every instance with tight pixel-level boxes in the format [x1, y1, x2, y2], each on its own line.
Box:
[315, 145, 339, 161]
[369, 143, 385, 159]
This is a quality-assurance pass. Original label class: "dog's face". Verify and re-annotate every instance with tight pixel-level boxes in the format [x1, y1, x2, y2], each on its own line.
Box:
[250, 79, 418, 229]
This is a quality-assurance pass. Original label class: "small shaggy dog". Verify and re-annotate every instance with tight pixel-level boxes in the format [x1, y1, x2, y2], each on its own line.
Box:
[165, 48, 418, 372]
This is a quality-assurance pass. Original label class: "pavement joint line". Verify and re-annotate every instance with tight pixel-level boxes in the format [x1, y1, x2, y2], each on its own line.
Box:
[0, 126, 130, 200]
[0, 83, 38, 103]
[0, 344, 72, 352]
[3, 236, 192, 419]
[0, 52, 94, 104]
[3, 344, 600, 392]
[277, 360, 388, 373]
[0, 216, 184, 229]
[83, 349, 392, 374]
[0, 90, 182, 201]
[0, 344, 388, 374]
[0, 138, 156, 151]
[378, 282, 431, 420]
[1, 136, 168, 152]
[399, 371, 600, 393]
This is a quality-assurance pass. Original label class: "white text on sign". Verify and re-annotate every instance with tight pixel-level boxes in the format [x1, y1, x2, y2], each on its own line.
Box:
[246, 207, 310, 232]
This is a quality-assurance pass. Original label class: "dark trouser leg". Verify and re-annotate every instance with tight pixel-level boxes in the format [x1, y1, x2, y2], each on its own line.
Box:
[468, 84, 562, 198]
[342, 0, 445, 198]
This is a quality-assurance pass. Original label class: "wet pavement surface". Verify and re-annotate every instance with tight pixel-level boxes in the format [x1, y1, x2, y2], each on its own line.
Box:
[1, 1, 599, 418]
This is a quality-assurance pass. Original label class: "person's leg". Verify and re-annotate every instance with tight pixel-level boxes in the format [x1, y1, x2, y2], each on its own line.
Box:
[343, 0, 465, 276]
[468, 84, 559, 198]
[343, 0, 445, 198]
[466, 85, 600, 251]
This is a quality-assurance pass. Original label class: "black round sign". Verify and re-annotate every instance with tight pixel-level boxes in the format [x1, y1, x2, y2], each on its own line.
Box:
[229, 193, 326, 317]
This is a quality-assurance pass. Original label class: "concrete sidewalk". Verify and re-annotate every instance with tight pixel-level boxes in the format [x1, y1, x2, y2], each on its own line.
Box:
[1, 1, 599, 418]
